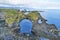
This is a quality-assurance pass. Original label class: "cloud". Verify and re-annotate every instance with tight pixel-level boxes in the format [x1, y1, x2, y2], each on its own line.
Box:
[25, 1, 60, 9]
[0, 0, 60, 9]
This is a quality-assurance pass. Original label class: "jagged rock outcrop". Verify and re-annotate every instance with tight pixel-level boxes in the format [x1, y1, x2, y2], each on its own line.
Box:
[0, 9, 60, 40]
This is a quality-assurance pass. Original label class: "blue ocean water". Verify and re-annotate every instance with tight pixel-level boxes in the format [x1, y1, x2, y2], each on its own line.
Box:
[39, 9, 60, 40]
[20, 19, 32, 34]
[40, 9, 60, 30]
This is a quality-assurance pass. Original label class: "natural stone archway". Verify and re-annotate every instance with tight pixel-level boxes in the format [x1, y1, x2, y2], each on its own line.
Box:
[0, 9, 60, 40]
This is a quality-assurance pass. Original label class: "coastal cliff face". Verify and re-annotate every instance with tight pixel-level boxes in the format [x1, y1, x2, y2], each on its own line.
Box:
[0, 9, 59, 40]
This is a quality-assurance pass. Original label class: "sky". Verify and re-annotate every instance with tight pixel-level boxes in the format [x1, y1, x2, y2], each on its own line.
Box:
[0, 0, 60, 9]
